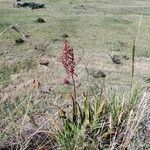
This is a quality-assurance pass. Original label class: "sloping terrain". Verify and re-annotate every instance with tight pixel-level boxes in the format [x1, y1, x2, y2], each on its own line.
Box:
[0, 0, 150, 149]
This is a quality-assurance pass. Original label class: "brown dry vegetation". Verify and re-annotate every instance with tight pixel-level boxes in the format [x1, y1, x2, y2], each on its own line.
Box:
[0, 0, 150, 149]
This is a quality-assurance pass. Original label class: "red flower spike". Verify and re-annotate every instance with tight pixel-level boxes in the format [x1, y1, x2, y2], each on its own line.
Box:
[61, 40, 77, 83]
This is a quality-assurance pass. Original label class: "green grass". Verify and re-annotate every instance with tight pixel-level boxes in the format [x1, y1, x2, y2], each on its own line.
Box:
[56, 89, 142, 149]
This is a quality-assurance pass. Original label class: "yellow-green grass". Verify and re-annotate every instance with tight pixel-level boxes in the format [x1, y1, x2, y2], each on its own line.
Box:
[0, 0, 150, 149]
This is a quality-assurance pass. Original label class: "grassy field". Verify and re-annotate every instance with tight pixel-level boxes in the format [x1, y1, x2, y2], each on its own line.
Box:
[0, 0, 150, 149]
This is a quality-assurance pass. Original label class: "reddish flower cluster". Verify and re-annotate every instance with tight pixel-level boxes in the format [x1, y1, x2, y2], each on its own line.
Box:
[61, 40, 77, 84]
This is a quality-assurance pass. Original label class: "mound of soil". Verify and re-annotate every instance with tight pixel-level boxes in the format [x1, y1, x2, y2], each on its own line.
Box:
[108, 54, 121, 64]
[36, 18, 45, 23]
[16, 2, 45, 10]
[15, 38, 24, 44]
[87, 68, 106, 78]
[62, 33, 69, 39]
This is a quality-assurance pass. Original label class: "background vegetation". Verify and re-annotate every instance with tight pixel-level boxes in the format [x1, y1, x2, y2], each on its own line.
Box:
[0, 0, 150, 149]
